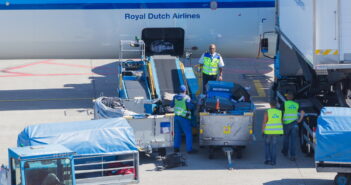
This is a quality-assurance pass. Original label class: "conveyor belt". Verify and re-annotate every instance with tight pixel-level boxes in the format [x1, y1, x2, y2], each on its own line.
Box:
[152, 56, 181, 95]
[124, 80, 148, 99]
[122, 99, 146, 114]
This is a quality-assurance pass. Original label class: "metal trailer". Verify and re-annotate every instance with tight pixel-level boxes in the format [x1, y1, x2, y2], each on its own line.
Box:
[93, 97, 175, 155]
[316, 161, 351, 185]
[260, 0, 351, 157]
[123, 114, 174, 155]
[199, 111, 254, 169]
[198, 81, 255, 169]
[17, 118, 140, 185]
[74, 152, 139, 185]
[314, 107, 351, 185]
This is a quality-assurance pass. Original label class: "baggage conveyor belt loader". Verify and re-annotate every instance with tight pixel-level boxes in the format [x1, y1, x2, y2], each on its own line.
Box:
[94, 39, 192, 156]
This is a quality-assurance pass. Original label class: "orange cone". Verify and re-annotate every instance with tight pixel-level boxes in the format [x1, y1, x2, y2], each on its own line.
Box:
[216, 98, 220, 111]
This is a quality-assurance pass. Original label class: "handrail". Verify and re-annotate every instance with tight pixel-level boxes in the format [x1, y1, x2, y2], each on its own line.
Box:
[75, 159, 135, 167]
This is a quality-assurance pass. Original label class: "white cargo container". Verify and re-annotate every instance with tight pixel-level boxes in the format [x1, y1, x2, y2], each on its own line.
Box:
[277, 0, 351, 70]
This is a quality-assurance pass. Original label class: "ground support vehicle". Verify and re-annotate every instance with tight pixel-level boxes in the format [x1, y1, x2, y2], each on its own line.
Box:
[16, 118, 140, 185]
[5, 145, 76, 185]
[315, 107, 351, 185]
[198, 81, 255, 169]
[262, 0, 351, 156]
[94, 39, 190, 155]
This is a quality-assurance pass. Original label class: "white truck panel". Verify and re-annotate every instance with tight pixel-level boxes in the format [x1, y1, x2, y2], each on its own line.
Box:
[278, 0, 314, 63]
[341, 0, 351, 61]
[279, 0, 351, 70]
[315, 0, 338, 52]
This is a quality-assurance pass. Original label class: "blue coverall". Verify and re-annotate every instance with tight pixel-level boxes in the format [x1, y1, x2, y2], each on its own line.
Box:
[170, 94, 194, 152]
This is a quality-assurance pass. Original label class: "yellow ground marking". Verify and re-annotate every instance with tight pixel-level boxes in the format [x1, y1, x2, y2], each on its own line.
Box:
[253, 80, 266, 97]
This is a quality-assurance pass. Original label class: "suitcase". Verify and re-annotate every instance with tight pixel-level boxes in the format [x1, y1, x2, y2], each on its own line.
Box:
[205, 96, 234, 112]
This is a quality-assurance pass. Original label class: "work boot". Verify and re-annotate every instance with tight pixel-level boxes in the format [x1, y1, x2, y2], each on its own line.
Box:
[290, 157, 296, 161]
[174, 148, 180, 153]
[264, 160, 271, 165]
[270, 161, 276, 166]
[187, 149, 198, 154]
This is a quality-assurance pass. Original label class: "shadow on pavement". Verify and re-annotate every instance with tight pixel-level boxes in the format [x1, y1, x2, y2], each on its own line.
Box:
[263, 178, 333, 185]
[0, 61, 118, 110]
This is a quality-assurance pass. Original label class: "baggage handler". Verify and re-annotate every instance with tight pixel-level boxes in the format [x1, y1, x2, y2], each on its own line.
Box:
[171, 85, 198, 154]
[281, 92, 305, 161]
[262, 100, 284, 165]
[198, 44, 225, 93]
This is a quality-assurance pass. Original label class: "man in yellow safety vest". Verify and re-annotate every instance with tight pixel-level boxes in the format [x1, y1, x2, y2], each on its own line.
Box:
[170, 85, 197, 154]
[262, 100, 284, 166]
[281, 92, 305, 161]
[198, 44, 225, 93]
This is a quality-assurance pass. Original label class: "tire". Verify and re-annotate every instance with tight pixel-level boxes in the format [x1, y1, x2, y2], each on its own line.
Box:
[334, 173, 350, 185]
[335, 81, 351, 107]
[158, 148, 167, 157]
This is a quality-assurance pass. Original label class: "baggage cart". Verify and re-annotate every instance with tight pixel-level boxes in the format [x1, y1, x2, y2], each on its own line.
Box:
[315, 107, 351, 185]
[199, 81, 255, 169]
[94, 97, 174, 155]
[17, 118, 140, 185]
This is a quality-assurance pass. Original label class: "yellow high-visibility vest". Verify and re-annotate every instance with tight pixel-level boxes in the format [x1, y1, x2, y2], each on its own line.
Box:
[264, 108, 284, 135]
[283, 100, 299, 124]
[174, 97, 191, 119]
[202, 53, 220, 75]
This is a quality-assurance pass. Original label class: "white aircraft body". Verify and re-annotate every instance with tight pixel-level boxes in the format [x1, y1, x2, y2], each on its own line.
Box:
[0, 0, 275, 59]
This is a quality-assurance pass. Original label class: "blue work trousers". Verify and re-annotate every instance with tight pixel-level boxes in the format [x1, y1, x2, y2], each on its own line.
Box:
[264, 135, 278, 163]
[174, 116, 193, 152]
[282, 121, 298, 157]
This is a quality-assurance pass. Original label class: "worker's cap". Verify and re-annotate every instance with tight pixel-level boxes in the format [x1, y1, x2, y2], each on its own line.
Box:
[180, 85, 187, 92]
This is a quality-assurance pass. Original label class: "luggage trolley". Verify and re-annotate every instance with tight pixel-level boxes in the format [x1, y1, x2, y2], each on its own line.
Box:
[199, 81, 255, 170]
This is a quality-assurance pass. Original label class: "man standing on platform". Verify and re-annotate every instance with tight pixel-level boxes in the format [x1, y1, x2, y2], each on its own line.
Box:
[198, 44, 225, 93]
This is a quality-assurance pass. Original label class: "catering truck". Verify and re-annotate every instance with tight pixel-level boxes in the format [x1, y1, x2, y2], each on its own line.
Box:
[262, 0, 351, 155]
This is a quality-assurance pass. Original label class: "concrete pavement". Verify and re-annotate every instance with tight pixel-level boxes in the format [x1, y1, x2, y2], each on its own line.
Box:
[0, 58, 335, 185]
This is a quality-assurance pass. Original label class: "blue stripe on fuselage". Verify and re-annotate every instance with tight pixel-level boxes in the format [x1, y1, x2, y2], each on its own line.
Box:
[0, 1, 274, 10]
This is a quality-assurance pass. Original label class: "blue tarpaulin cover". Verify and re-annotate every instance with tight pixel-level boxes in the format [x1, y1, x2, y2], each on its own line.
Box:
[315, 107, 351, 162]
[17, 118, 137, 156]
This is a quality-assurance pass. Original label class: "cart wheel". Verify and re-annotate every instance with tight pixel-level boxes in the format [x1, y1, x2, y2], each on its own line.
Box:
[208, 146, 214, 159]
[158, 148, 167, 157]
[334, 173, 350, 185]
